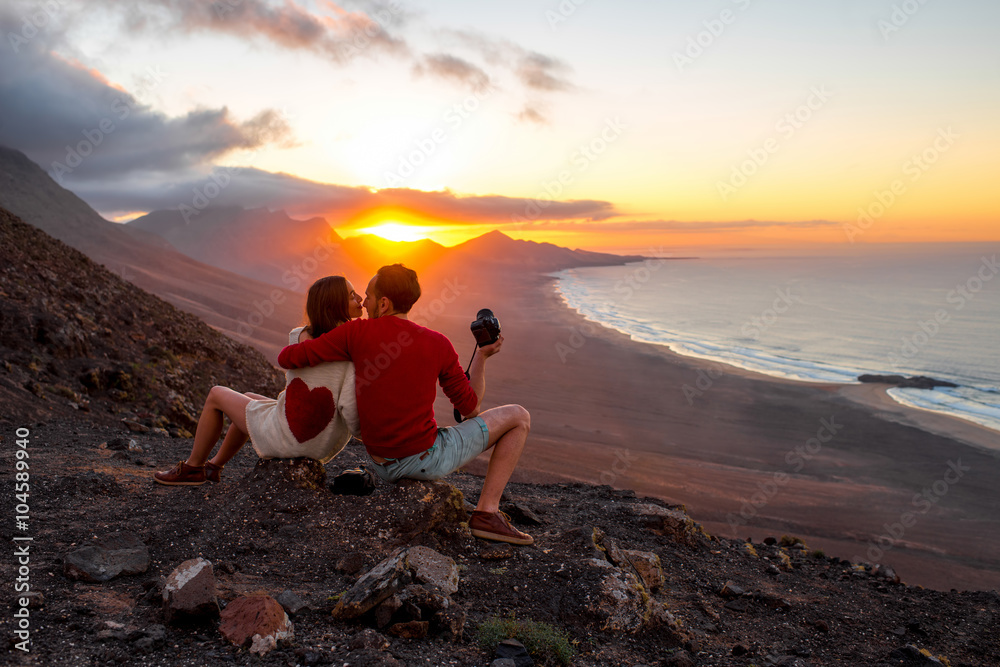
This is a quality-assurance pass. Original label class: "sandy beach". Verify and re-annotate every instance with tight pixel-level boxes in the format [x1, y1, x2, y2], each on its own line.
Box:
[410, 267, 1000, 593]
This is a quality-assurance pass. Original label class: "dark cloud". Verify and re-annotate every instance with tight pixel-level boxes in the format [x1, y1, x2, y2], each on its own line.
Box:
[414, 53, 491, 90]
[516, 51, 572, 92]
[103, 0, 410, 63]
[70, 166, 617, 224]
[518, 219, 841, 234]
[0, 39, 294, 184]
[449, 30, 575, 95]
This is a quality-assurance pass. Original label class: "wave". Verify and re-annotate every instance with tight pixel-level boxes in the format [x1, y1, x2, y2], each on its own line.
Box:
[553, 267, 1000, 435]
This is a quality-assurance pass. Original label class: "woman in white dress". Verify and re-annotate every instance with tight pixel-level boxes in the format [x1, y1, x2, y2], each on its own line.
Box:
[154, 276, 363, 485]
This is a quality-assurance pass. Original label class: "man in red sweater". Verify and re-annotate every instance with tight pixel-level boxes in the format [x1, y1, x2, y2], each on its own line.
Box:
[277, 264, 533, 545]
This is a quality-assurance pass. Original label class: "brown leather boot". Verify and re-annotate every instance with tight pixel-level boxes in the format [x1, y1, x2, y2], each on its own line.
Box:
[154, 461, 206, 486]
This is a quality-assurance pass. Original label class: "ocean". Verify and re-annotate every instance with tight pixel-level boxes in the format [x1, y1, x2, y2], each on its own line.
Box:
[553, 245, 1000, 434]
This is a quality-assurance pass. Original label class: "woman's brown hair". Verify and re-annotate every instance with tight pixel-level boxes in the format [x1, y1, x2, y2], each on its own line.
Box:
[304, 276, 351, 338]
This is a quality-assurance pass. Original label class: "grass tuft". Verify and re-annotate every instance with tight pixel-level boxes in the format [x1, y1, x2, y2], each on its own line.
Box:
[476, 613, 576, 666]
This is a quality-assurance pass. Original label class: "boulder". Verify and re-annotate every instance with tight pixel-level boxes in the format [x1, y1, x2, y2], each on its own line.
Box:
[622, 550, 663, 592]
[219, 594, 293, 656]
[162, 558, 219, 624]
[586, 559, 651, 633]
[63, 532, 149, 582]
[406, 546, 459, 595]
[633, 503, 708, 545]
[333, 548, 414, 620]
[334, 546, 460, 620]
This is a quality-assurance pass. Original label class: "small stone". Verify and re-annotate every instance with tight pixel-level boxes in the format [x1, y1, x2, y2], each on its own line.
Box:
[276, 590, 308, 616]
[763, 536, 777, 545]
[892, 626, 907, 636]
[503, 501, 543, 526]
[813, 619, 830, 633]
[496, 638, 534, 666]
[121, 419, 150, 433]
[732, 644, 749, 656]
[387, 620, 428, 639]
[719, 581, 745, 598]
[491, 660, 517, 667]
[162, 558, 219, 624]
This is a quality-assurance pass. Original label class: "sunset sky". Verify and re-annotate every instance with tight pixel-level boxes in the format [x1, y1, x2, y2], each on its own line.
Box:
[1, 0, 997, 254]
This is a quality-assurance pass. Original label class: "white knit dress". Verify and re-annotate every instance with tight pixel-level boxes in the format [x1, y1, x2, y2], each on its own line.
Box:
[245, 327, 360, 463]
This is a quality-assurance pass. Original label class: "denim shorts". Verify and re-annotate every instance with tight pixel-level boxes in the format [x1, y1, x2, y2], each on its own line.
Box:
[368, 417, 491, 483]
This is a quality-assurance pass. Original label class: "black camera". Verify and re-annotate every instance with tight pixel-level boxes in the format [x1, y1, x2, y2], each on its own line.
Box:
[470, 308, 501, 347]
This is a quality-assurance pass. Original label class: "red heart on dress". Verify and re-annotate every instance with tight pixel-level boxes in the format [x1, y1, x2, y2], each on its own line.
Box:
[284, 377, 336, 443]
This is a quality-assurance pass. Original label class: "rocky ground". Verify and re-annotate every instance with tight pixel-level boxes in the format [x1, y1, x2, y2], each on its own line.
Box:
[0, 207, 285, 434]
[1, 416, 998, 667]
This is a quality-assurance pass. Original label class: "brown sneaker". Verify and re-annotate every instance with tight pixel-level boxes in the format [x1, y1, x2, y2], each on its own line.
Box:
[204, 461, 223, 483]
[469, 511, 534, 546]
[154, 461, 206, 486]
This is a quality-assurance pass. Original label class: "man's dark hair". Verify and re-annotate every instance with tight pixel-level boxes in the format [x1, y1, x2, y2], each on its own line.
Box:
[374, 264, 421, 313]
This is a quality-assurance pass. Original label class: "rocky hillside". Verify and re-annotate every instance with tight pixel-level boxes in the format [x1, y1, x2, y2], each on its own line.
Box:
[0, 206, 284, 433]
[0, 417, 997, 667]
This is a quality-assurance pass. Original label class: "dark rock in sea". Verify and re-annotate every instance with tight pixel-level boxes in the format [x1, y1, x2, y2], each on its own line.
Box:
[858, 374, 959, 389]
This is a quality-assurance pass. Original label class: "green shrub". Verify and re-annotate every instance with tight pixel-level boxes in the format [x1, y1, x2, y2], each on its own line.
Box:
[476, 613, 575, 666]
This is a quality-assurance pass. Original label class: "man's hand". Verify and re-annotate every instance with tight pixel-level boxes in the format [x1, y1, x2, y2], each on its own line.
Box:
[479, 334, 504, 359]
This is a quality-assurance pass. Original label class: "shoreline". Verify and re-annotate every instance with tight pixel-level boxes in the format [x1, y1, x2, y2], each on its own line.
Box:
[433, 269, 1000, 593]
[550, 270, 1000, 449]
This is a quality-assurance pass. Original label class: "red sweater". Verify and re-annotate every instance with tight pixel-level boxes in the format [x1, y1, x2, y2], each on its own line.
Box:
[277, 317, 479, 459]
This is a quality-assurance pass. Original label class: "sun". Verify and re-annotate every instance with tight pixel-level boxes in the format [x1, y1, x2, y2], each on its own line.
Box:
[363, 222, 426, 243]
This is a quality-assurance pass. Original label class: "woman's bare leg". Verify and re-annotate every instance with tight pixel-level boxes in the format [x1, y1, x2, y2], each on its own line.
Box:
[185, 386, 252, 467]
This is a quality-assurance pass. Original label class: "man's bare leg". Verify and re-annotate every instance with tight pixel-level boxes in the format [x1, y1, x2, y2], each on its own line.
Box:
[475, 404, 530, 513]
